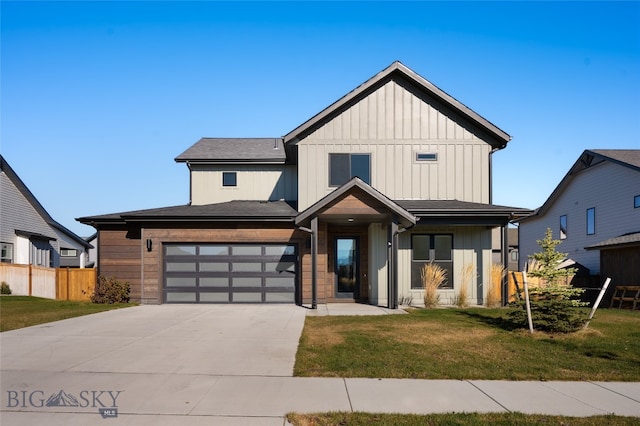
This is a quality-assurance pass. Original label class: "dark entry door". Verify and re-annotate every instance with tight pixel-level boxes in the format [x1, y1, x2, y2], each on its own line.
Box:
[335, 237, 359, 299]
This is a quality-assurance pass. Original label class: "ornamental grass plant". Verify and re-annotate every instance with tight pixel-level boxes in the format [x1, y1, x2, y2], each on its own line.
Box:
[421, 262, 445, 308]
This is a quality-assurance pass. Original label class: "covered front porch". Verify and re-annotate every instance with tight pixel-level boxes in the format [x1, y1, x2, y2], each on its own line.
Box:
[295, 178, 416, 309]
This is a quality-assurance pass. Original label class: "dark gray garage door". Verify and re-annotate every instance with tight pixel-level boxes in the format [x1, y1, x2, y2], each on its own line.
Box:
[163, 243, 297, 303]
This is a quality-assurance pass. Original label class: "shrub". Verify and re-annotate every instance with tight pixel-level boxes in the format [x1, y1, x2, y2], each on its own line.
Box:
[1, 281, 11, 295]
[421, 262, 445, 308]
[91, 276, 130, 304]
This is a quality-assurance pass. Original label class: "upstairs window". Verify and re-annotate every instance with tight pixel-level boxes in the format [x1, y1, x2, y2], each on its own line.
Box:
[586, 207, 595, 235]
[222, 172, 237, 187]
[329, 153, 370, 186]
[635, 195, 640, 208]
[60, 248, 78, 257]
[560, 215, 567, 240]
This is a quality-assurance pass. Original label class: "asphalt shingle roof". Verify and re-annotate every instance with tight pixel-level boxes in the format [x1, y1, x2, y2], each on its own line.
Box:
[175, 138, 286, 163]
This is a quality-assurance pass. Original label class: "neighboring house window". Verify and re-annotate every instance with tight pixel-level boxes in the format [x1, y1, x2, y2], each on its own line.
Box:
[222, 172, 237, 187]
[635, 195, 640, 208]
[60, 248, 78, 257]
[411, 234, 453, 290]
[586, 207, 595, 235]
[329, 153, 371, 186]
[510, 249, 519, 262]
[559, 215, 567, 240]
[415, 152, 437, 161]
[1, 243, 13, 263]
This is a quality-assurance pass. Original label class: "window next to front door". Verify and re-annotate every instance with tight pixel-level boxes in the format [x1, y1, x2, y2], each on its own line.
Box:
[411, 234, 453, 290]
[329, 153, 371, 186]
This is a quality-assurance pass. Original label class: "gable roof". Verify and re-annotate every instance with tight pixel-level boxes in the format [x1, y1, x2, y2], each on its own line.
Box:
[295, 177, 417, 228]
[519, 149, 640, 221]
[175, 138, 286, 164]
[283, 61, 511, 149]
[1, 155, 91, 249]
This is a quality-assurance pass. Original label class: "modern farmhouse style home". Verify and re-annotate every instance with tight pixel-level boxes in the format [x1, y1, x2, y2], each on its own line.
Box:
[79, 62, 531, 307]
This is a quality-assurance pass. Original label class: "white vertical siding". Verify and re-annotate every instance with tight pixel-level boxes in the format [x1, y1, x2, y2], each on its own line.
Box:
[519, 161, 640, 274]
[191, 165, 298, 205]
[297, 79, 492, 210]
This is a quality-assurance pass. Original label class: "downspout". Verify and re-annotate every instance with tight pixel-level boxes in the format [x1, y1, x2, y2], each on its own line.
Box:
[187, 161, 193, 205]
[296, 221, 317, 309]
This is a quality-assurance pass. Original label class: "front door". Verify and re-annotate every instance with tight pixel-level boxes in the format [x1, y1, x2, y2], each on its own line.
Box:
[335, 237, 359, 299]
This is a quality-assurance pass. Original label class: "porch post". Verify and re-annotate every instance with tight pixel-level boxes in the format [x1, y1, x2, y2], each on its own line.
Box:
[501, 225, 509, 305]
[311, 216, 318, 309]
[387, 217, 399, 309]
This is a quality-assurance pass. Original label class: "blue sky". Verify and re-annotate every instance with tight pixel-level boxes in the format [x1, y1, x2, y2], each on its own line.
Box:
[2, 1, 639, 236]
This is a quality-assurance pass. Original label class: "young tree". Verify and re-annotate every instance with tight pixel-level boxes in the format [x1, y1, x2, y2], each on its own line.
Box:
[508, 228, 586, 333]
[528, 227, 576, 286]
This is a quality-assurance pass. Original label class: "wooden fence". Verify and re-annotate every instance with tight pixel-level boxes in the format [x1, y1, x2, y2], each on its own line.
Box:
[0, 264, 96, 301]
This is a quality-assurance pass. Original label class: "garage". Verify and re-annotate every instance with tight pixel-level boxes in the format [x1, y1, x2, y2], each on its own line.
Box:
[163, 243, 297, 303]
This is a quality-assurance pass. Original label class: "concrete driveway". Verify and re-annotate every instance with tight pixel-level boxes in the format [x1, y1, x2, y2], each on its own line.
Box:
[1, 304, 307, 425]
[3, 304, 640, 425]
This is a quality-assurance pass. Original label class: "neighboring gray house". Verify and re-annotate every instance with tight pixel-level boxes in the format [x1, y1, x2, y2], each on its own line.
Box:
[518, 150, 640, 287]
[1, 155, 91, 268]
[79, 61, 532, 307]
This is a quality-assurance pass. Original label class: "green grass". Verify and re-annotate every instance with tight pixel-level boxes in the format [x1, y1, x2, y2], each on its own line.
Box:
[286, 412, 639, 426]
[294, 308, 640, 381]
[0, 296, 134, 332]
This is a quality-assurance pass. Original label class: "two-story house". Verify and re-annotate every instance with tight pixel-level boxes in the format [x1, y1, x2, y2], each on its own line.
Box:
[1, 155, 92, 268]
[518, 149, 640, 290]
[78, 61, 531, 307]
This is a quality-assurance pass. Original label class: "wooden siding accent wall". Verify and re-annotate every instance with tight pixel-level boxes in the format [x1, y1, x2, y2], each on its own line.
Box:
[98, 228, 142, 301]
[301, 222, 327, 304]
[143, 225, 307, 304]
[191, 164, 298, 205]
[321, 190, 390, 217]
[297, 78, 492, 210]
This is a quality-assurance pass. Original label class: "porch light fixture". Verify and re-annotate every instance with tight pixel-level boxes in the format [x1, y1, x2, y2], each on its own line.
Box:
[347, 218, 355, 222]
[146, 239, 152, 252]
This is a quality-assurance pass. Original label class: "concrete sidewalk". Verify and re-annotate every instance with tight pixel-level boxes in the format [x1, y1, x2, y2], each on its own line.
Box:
[1, 304, 639, 425]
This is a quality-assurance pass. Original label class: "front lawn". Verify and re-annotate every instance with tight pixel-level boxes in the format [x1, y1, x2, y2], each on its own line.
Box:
[294, 308, 640, 381]
[0, 296, 134, 332]
[286, 412, 640, 426]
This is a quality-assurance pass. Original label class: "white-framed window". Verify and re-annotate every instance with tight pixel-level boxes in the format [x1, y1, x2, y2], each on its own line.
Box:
[411, 234, 453, 289]
[222, 172, 237, 187]
[586, 207, 595, 235]
[329, 153, 371, 186]
[60, 248, 78, 257]
[510, 249, 519, 262]
[1, 242, 13, 263]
